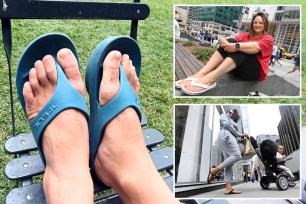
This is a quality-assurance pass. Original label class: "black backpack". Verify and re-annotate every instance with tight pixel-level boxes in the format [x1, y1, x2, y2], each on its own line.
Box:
[260, 139, 278, 167]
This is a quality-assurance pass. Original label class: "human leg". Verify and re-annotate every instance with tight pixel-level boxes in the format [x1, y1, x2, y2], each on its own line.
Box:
[182, 51, 260, 94]
[23, 49, 93, 203]
[277, 165, 294, 179]
[216, 130, 242, 193]
[93, 51, 178, 204]
[176, 38, 239, 89]
[175, 50, 224, 88]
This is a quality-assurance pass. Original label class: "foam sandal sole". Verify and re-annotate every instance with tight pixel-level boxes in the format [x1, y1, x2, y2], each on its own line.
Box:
[85, 36, 142, 176]
[181, 81, 217, 95]
[16, 33, 89, 165]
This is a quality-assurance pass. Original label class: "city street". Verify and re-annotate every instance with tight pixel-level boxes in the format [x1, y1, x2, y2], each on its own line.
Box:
[268, 58, 300, 88]
[191, 181, 300, 199]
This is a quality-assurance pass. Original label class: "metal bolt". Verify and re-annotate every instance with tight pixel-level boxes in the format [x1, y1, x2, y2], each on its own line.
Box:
[23, 163, 29, 168]
[164, 155, 169, 159]
[26, 194, 33, 200]
[2, 0, 8, 11]
[21, 140, 26, 144]
[137, 10, 140, 14]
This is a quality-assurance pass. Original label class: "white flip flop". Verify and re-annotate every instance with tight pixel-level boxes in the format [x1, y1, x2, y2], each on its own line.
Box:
[175, 77, 197, 89]
[181, 80, 217, 95]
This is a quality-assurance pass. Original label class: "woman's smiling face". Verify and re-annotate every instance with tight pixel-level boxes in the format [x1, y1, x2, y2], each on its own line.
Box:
[252, 15, 265, 35]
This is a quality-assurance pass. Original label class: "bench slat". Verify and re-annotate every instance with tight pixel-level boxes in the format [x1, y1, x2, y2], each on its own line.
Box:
[5, 183, 46, 204]
[5, 155, 44, 180]
[142, 128, 164, 147]
[5, 125, 160, 155]
[5, 133, 36, 154]
[150, 147, 173, 171]
[5, 145, 172, 181]
[164, 176, 174, 191]
[5, 176, 173, 204]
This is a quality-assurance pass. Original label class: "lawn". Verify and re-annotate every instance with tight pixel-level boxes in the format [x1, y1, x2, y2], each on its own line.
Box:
[0, 0, 305, 202]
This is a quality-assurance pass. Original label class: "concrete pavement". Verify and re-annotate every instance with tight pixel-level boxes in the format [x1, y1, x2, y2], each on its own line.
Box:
[190, 181, 300, 199]
[269, 58, 300, 88]
[179, 199, 302, 204]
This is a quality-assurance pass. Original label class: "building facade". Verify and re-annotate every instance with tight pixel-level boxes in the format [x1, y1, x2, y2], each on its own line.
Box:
[277, 105, 300, 176]
[272, 6, 300, 53]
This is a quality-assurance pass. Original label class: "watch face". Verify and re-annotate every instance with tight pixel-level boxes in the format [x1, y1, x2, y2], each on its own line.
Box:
[236, 43, 240, 48]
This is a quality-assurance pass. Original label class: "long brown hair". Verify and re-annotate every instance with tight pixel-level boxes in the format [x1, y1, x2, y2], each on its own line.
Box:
[249, 12, 269, 39]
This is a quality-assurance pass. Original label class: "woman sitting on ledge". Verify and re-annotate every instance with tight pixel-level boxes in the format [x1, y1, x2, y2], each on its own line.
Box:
[175, 12, 274, 95]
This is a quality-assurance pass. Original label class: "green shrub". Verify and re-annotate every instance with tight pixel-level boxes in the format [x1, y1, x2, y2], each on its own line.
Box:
[183, 41, 194, 47]
[192, 47, 215, 62]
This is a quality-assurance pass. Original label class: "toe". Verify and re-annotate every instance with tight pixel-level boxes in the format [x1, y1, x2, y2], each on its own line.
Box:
[99, 51, 121, 106]
[23, 82, 36, 120]
[29, 68, 40, 94]
[57, 48, 79, 78]
[42, 55, 57, 84]
[130, 65, 140, 95]
[121, 54, 131, 80]
[57, 48, 84, 94]
[23, 82, 35, 105]
[35, 60, 49, 86]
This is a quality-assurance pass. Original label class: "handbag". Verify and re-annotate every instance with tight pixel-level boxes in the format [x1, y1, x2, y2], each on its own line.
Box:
[242, 138, 256, 160]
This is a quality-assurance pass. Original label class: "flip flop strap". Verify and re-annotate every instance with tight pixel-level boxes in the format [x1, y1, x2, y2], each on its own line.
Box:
[89, 65, 141, 172]
[30, 62, 89, 166]
[190, 81, 216, 89]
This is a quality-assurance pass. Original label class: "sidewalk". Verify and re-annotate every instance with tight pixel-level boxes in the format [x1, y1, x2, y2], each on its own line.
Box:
[179, 199, 302, 204]
[190, 181, 300, 199]
[269, 58, 300, 88]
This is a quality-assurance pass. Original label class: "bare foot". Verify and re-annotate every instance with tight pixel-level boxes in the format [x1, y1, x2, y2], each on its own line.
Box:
[94, 51, 178, 204]
[182, 75, 216, 93]
[175, 71, 206, 88]
[23, 48, 93, 203]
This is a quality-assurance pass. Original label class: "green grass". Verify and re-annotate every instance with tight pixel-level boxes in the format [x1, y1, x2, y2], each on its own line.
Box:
[0, 0, 305, 202]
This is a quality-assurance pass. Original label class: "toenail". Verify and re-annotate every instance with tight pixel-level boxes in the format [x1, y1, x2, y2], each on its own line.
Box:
[113, 51, 121, 59]
[43, 55, 52, 61]
[58, 50, 70, 59]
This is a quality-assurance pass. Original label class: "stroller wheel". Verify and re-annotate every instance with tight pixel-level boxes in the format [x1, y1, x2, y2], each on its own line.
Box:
[260, 177, 270, 189]
[288, 179, 297, 187]
[276, 175, 288, 190]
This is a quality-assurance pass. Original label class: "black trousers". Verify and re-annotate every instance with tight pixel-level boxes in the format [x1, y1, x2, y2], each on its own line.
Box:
[217, 38, 260, 81]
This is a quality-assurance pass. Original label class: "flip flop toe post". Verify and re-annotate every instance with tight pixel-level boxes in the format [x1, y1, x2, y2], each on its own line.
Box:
[86, 36, 142, 175]
[16, 33, 89, 166]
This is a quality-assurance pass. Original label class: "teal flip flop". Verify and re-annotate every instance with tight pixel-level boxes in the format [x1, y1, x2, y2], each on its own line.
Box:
[86, 36, 142, 175]
[16, 33, 89, 166]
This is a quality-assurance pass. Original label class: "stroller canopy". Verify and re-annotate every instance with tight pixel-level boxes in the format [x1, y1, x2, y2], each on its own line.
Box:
[260, 139, 278, 167]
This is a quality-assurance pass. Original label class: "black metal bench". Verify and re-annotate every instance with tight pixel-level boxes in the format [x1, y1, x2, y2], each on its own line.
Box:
[4, 123, 173, 203]
[1, 1, 173, 203]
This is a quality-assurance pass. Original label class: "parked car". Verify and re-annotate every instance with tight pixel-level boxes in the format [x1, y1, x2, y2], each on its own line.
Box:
[280, 48, 294, 60]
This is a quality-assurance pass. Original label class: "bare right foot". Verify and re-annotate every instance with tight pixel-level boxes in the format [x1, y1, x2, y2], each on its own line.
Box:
[94, 51, 178, 204]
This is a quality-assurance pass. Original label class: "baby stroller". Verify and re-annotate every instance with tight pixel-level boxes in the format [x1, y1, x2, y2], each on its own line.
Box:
[250, 137, 296, 190]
